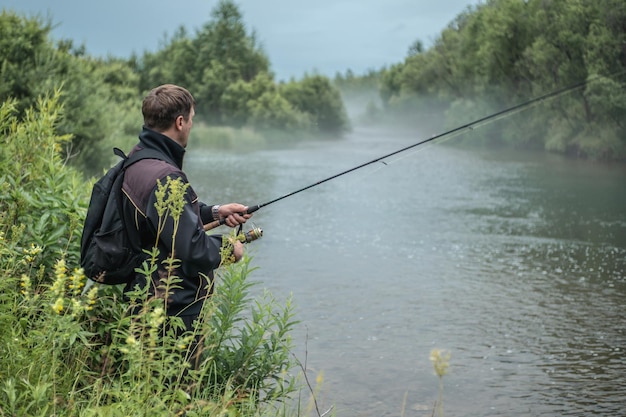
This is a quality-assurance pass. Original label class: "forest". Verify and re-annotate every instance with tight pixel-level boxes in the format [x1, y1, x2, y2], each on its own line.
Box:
[0, 1, 350, 176]
[337, 0, 626, 160]
[1, 0, 625, 177]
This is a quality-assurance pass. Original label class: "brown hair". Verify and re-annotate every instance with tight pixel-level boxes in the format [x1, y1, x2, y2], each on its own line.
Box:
[141, 84, 195, 131]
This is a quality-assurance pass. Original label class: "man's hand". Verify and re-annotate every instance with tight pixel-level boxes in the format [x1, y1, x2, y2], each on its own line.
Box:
[218, 203, 252, 227]
[233, 240, 244, 262]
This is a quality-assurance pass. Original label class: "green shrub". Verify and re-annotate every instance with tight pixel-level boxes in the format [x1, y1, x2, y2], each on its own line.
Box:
[0, 91, 87, 278]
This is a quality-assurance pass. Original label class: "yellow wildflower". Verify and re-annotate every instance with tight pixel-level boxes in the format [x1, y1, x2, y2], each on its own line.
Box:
[70, 298, 83, 317]
[177, 335, 194, 351]
[85, 286, 98, 310]
[51, 297, 64, 314]
[154, 178, 168, 218]
[149, 307, 165, 328]
[126, 335, 138, 346]
[50, 275, 65, 297]
[20, 274, 31, 297]
[22, 243, 42, 263]
[50, 259, 67, 296]
[430, 349, 451, 378]
[69, 267, 86, 295]
[316, 371, 324, 386]
[54, 258, 67, 279]
[162, 176, 189, 220]
[219, 234, 238, 267]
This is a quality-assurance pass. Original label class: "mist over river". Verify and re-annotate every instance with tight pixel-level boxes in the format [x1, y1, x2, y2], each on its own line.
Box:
[186, 126, 626, 417]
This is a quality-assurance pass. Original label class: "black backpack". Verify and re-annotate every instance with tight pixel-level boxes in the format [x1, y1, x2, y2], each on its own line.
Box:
[80, 147, 163, 284]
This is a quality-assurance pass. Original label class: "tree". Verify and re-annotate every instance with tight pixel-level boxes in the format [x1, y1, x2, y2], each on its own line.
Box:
[132, 1, 350, 135]
[281, 74, 350, 135]
[0, 11, 56, 114]
[192, 0, 270, 120]
[137, 27, 198, 94]
[248, 90, 313, 131]
[407, 39, 424, 57]
[0, 11, 142, 174]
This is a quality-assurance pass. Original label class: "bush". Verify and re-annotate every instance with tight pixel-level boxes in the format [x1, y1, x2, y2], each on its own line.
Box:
[0, 254, 298, 416]
[0, 91, 87, 277]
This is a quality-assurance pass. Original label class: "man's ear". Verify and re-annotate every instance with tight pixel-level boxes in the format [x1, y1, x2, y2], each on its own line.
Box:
[175, 115, 184, 130]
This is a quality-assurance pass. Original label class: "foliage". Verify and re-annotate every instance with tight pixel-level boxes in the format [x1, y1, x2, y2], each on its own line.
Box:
[281, 74, 350, 135]
[135, 0, 348, 136]
[220, 73, 313, 131]
[0, 92, 87, 275]
[373, 0, 626, 160]
[0, 10, 141, 175]
[0, 253, 298, 416]
[192, 0, 270, 117]
[5, 0, 624, 166]
[0, 90, 302, 416]
[192, 259, 298, 400]
[61, 56, 142, 174]
[1, 2, 350, 174]
[0, 10, 52, 112]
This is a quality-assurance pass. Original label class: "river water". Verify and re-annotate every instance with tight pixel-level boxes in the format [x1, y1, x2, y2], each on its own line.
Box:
[186, 126, 626, 417]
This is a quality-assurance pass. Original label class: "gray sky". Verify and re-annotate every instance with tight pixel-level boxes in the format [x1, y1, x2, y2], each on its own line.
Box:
[2, 0, 479, 81]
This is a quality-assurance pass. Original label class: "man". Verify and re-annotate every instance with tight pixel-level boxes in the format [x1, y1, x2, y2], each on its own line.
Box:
[121, 84, 251, 334]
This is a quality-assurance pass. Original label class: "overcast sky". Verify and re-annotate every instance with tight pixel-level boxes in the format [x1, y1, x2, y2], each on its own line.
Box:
[2, 0, 479, 81]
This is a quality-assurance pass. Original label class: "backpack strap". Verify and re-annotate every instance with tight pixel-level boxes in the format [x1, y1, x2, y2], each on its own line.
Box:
[113, 147, 127, 160]
[113, 147, 173, 169]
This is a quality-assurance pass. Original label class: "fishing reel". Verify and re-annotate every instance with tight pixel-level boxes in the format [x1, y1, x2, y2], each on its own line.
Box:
[238, 222, 263, 243]
[203, 215, 263, 243]
[237, 222, 263, 243]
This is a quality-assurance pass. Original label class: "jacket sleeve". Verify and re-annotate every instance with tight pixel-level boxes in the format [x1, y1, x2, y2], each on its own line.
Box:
[199, 202, 216, 224]
[144, 174, 223, 276]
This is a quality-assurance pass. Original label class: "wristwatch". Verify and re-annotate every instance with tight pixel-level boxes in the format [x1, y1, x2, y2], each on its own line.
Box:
[212, 205, 221, 220]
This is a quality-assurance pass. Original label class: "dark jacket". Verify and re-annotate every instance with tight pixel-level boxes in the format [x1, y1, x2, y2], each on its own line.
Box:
[122, 127, 223, 316]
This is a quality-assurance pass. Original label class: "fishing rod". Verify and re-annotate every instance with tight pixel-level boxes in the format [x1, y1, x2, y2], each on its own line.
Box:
[204, 72, 620, 233]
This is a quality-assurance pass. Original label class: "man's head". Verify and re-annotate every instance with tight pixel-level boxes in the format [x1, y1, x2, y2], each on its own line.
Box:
[142, 84, 196, 148]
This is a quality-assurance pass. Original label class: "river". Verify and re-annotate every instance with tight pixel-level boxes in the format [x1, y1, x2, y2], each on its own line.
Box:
[186, 126, 626, 417]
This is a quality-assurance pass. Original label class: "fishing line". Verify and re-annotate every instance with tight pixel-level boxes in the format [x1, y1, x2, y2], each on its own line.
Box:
[204, 71, 624, 231]
[380, 129, 466, 168]
[339, 127, 479, 189]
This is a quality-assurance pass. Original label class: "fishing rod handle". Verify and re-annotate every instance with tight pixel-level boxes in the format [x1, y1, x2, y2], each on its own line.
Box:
[203, 204, 261, 231]
[203, 218, 224, 231]
[247, 204, 260, 214]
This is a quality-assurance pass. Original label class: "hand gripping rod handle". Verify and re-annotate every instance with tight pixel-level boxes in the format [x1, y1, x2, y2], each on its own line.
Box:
[203, 204, 261, 231]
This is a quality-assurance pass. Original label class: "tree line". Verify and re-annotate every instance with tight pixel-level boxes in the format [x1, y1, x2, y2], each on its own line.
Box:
[335, 0, 626, 161]
[2, 0, 625, 174]
[0, 0, 349, 175]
